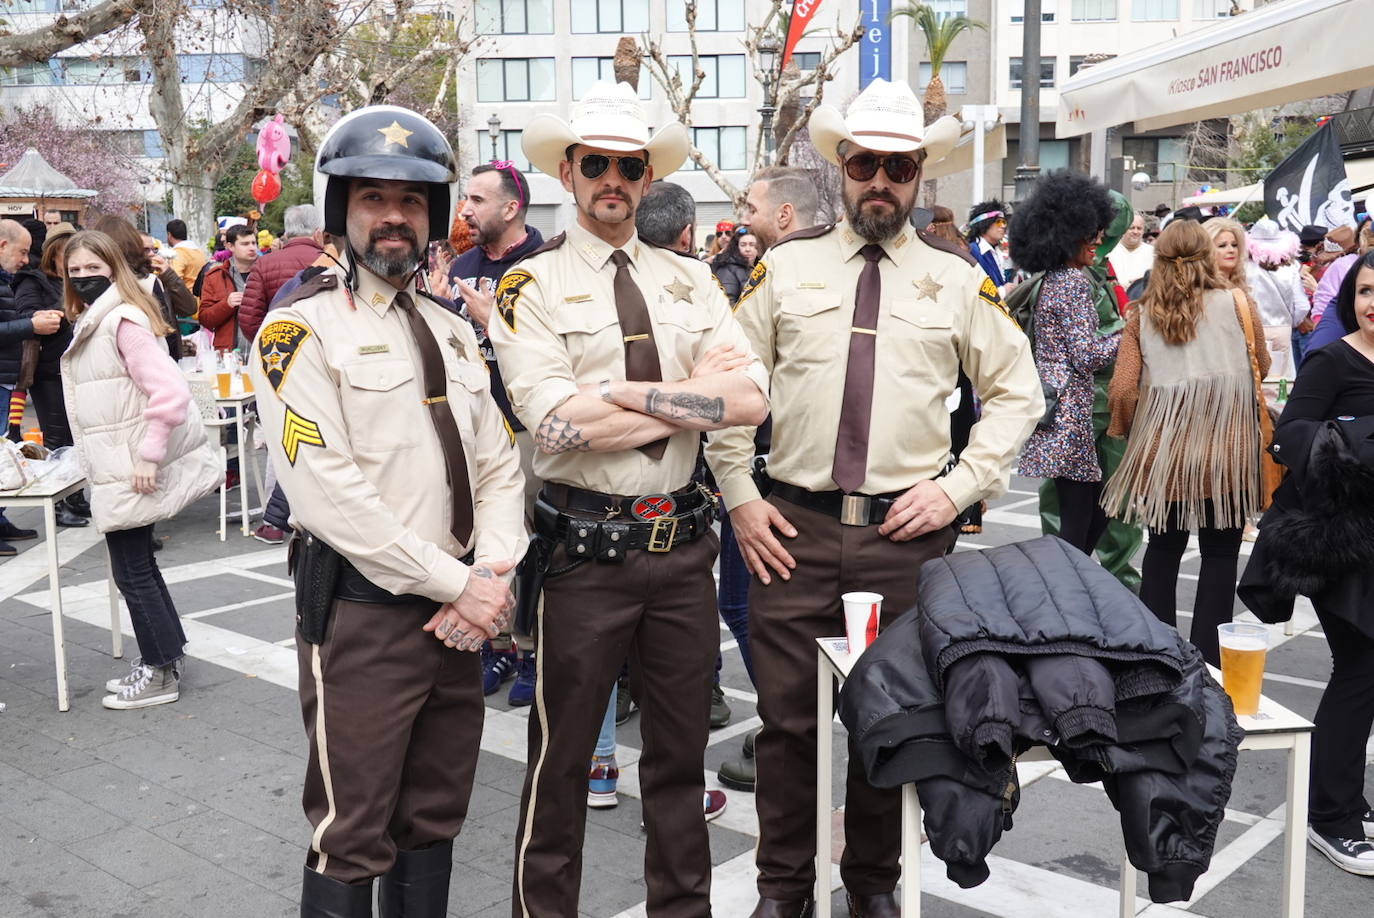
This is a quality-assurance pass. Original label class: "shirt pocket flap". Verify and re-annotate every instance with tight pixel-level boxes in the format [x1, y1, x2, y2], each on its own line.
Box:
[447, 361, 488, 393]
[342, 358, 415, 392]
[654, 302, 712, 333]
[890, 300, 954, 330]
[549, 304, 619, 336]
[779, 293, 843, 318]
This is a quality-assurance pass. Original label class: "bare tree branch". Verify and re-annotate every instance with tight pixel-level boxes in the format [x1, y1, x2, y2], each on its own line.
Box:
[0, 0, 148, 68]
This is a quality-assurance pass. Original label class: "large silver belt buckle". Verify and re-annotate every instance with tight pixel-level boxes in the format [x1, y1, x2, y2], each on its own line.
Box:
[839, 494, 870, 527]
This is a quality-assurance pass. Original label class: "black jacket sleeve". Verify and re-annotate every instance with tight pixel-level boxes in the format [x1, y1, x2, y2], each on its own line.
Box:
[0, 316, 36, 346]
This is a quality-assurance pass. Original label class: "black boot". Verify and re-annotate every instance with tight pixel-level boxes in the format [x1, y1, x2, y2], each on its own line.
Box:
[54, 500, 89, 527]
[378, 840, 452, 918]
[300, 866, 373, 918]
[65, 491, 92, 518]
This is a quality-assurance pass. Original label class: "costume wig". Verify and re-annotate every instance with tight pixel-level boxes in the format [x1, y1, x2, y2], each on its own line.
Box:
[1247, 218, 1301, 268]
[965, 200, 1008, 243]
[1008, 171, 1116, 273]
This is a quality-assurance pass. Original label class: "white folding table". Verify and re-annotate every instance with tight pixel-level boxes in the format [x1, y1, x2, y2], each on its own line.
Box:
[816, 638, 1314, 917]
[0, 476, 120, 711]
[187, 379, 265, 539]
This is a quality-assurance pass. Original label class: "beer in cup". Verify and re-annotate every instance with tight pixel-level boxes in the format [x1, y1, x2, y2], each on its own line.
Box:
[842, 592, 883, 656]
[1217, 622, 1268, 716]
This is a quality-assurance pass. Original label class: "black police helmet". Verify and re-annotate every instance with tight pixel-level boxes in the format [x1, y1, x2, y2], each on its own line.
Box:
[314, 105, 457, 243]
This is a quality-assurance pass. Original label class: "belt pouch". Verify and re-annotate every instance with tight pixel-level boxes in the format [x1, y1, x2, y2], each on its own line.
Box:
[595, 521, 630, 562]
[292, 531, 342, 644]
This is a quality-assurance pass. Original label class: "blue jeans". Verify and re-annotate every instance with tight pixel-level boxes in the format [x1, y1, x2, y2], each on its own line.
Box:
[106, 523, 186, 667]
[594, 684, 617, 757]
[1292, 328, 1313, 369]
[714, 511, 755, 687]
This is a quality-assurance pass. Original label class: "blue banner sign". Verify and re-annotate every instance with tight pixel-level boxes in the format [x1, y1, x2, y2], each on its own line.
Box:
[860, 0, 892, 88]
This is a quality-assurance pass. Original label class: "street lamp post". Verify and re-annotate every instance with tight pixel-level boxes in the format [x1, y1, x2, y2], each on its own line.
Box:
[139, 177, 152, 234]
[1014, 0, 1043, 203]
[487, 113, 502, 163]
[757, 33, 781, 164]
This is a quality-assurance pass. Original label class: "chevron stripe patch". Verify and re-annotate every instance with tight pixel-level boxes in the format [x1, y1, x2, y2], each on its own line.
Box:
[281, 406, 325, 465]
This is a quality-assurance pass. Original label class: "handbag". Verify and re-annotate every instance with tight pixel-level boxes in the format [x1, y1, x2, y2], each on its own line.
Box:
[1233, 288, 1284, 508]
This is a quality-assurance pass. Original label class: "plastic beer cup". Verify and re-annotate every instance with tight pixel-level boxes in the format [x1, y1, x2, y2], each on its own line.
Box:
[1217, 622, 1268, 716]
[842, 592, 883, 656]
[216, 371, 231, 398]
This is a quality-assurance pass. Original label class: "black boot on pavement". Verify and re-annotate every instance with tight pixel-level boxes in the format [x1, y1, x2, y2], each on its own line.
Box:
[54, 501, 89, 527]
[717, 726, 760, 791]
[378, 840, 453, 918]
[847, 890, 900, 917]
[299, 867, 373, 918]
[749, 896, 814, 918]
[0, 519, 37, 542]
[65, 491, 92, 518]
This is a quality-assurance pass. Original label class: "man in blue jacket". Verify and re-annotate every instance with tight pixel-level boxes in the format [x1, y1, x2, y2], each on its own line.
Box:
[447, 162, 545, 704]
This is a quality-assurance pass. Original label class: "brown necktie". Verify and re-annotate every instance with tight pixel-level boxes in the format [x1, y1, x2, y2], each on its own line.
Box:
[832, 244, 885, 494]
[394, 291, 475, 544]
[610, 249, 667, 460]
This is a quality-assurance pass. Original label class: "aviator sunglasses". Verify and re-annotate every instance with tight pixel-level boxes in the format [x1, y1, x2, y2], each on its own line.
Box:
[842, 151, 921, 184]
[571, 153, 649, 182]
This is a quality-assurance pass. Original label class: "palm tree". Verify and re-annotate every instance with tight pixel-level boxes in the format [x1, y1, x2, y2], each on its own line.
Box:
[890, 2, 987, 203]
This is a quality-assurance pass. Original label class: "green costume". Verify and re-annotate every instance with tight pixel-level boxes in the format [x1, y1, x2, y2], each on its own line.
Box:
[1036, 192, 1143, 590]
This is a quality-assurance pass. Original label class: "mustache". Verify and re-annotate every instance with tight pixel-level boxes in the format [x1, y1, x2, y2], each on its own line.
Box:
[369, 224, 418, 245]
[595, 190, 631, 203]
[859, 190, 900, 207]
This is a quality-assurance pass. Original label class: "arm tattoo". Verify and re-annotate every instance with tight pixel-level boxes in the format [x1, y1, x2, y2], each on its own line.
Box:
[472, 565, 493, 579]
[644, 388, 726, 423]
[535, 411, 591, 454]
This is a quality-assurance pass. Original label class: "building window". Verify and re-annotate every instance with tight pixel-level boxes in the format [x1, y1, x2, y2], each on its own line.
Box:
[571, 57, 650, 99]
[1132, 0, 1179, 20]
[1, 60, 61, 85]
[571, 0, 649, 33]
[1193, 0, 1232, 16]
[685, 127, 747, 171]
[926, 0, 968, 17]
[667, 54, 746, 99]
[1122, 136, 1186, 181]
[178, 54, 256, 83]
[61, 56, 148, 84]
[474, 0, 554, 35]
[668, 0, 744, 32]
[791, 51, 822, 72]
[919, 61, 967, 95]
[476, 58, 556, 102]
[479, 130, 536, 173]
[1009, 57, 1055, 89]
[1069, 54, 1116, 76]
[1072, 0, 1118, 21]
[1010, 2, 1056, 23]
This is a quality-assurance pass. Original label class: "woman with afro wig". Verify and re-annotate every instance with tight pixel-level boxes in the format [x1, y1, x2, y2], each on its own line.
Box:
[1011, 171, 1122, 555]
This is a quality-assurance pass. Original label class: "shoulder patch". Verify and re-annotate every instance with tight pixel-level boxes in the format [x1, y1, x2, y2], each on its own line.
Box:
[770, 222, 837, 249]
[270, 270, 338, 313]
[917, 228, 978, 266]
[735, 260, 768, 310]
[258, 320, 311, 393]
[978, 275, 1018, 326]
[494, 269, 533, 333]
[280, 406, 325, 465]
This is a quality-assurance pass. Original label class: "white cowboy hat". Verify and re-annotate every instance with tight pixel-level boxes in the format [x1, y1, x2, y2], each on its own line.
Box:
[522, 81, 690, 178]
[808, 78, 962, 168]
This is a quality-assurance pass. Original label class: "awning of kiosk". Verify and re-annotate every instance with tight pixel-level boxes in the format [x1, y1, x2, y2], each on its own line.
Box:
[1056, 0, 1374, 138]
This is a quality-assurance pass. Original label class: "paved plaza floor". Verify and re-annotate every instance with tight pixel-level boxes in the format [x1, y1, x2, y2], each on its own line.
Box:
[1, 460, 1370, 917]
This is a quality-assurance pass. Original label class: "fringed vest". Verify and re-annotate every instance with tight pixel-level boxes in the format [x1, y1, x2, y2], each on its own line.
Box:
[1102, 289, 1265, 531]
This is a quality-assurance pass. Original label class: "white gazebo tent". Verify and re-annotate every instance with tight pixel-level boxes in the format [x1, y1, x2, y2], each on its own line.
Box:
[0, 148, 97, 220]
[1056, 0, 1374, 138]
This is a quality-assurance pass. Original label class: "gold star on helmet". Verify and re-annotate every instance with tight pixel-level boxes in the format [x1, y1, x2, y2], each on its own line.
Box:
[378, 120, 413, 148]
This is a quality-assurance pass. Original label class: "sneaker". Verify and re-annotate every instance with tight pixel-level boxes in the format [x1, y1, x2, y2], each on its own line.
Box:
[105, 658, 150, 694]
[507, 651, 536, 707]
[587, 755, 619, 808]
[703, 790, 727, 822]
[1363, 809, 1374, 839]
[615, 673, 637, 725]
[481, 643, 517, 696]
[224, 470, 240, 491]
[0, 520, 37, 541]
[0, 540, 14, 558]
[252, 523, 286, 545]
[102, 662, 179, 710]
[710, 683, 732, 728]
[1307, 826, 1374, 876]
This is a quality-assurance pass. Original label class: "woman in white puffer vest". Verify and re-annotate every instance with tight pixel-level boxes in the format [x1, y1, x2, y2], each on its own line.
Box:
[60, 231, 220, 710]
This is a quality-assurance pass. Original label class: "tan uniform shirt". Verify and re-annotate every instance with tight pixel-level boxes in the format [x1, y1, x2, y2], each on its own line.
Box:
[488, 220, 769, 496]
[705, 223, 1043, 515]
[248, 263, 528, 602]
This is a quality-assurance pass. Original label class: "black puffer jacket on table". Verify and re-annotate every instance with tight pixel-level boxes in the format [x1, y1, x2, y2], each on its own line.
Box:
[839, 536, 1242, 904]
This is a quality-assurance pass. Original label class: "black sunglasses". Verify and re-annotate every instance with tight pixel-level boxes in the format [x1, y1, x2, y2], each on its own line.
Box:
[572, 153, 648, 182]
[842, 151, 921, 184]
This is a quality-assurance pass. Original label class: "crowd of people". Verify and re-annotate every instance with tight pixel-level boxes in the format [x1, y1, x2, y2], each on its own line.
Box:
[4, 71, 1374, 917]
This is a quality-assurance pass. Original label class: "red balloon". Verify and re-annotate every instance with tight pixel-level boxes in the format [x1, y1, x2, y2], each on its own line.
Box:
[251, 168, 281, 205]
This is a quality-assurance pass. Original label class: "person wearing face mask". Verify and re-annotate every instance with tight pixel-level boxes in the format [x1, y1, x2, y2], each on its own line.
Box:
[59, 230, 221, 710]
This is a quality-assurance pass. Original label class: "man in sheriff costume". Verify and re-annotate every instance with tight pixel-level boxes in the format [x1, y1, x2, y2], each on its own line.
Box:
[249, 106, 528, 918]
[704, 80, 1043, 917]
[487, 81, 769, 917]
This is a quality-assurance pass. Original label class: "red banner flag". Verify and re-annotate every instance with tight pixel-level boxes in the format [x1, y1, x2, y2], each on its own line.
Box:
[782, 0, 825, 69]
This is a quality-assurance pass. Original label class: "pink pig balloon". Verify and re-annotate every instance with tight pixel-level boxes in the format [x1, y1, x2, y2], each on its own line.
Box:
[256, 114, 291, 174]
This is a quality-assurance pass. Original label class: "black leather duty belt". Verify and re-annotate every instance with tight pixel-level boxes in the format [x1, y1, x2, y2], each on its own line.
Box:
[334, 551, 473, 609]
[769, 481, 905, 527]
[535, 483, 716, 560]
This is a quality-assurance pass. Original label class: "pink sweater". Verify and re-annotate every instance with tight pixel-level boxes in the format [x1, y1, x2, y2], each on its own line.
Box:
[116, 319, 189, 464]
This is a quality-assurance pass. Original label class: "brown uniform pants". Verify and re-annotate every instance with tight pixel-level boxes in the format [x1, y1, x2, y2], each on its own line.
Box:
[299, 597, 484, 884]
[752, 494, 955, 900]
[512, 531, 720, 918]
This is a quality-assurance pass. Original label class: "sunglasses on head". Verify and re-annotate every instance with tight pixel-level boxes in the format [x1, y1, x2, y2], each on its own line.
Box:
[572, 153, 648, 182]
[842, 151, 921, 184]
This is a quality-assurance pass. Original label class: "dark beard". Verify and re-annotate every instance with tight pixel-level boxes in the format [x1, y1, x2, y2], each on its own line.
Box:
[359, 225, 421, 279]
[843, 189, 914, 243]
[468, 215, 502, 247]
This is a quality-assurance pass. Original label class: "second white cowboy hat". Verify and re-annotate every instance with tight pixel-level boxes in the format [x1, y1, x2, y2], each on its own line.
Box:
[522, 81, 690, 178]
[808, 78, 962, 167]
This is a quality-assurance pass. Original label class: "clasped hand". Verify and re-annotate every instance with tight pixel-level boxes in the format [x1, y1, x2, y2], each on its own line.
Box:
[422, 558, 517, 651]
